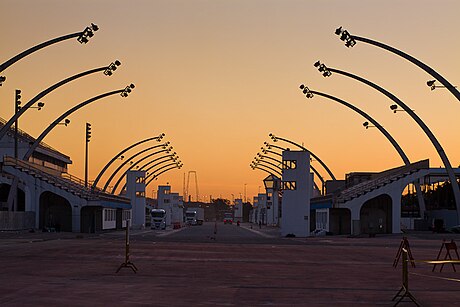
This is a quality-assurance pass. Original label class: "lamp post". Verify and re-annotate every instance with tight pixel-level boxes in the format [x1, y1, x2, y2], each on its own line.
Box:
[85, 122, 91, 187]
[314, 61, 460, 223]
[23, 86, 130, 161]
[91, 134, 165, 190]
[268, 133, 336, 180]
[299, 84, 426, 211]
[251, 164, 278, 177]
[111, 151, 176, 194]
[0, 61, 121, 141]
[0, 23, 99, 85]
[13, 89, 45, 158]
[334, 26, 460, 102]
[102, 142, 170, 192]
[144, 163, 183, 188]
[253, 157, 282, 171]
[262, 142, 327, 195]
[11, 85, 131, 203]
[119, 159, 180, 194]
[426, 80, 457, 91]
[250, 161, 282, 177]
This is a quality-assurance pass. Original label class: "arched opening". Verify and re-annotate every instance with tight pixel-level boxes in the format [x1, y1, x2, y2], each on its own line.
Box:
[39, 192, 72, 232]
[360, 194, 392, 234]
[329, 208, 351, 235]
[0, 183, 25, 211]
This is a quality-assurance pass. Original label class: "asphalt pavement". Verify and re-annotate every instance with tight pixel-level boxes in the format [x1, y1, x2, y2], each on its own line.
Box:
[1, 224, 460, 306]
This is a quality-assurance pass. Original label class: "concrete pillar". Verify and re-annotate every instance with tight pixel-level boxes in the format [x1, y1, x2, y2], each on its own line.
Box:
[126, 170, 146, 229]
[280, 150, 311, 237]
[389, 190, 402, 234]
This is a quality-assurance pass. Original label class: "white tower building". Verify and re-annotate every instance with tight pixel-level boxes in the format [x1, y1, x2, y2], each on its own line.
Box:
[280, 150, 311, 237]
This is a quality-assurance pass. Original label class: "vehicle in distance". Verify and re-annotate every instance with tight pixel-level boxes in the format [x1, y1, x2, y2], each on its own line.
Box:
[185, 207, 204, 225]
[223, 212, 233, 224]
[151, 209, 166, 230]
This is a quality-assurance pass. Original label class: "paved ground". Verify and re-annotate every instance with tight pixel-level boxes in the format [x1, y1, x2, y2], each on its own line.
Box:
[1, 224, 459, 306]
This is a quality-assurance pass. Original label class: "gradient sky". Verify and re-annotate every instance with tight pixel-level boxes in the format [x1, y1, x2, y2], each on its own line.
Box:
[1, 0, 459, 201]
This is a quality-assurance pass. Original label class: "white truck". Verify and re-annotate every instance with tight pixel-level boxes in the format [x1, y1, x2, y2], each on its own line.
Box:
[151, 209, 166, 230]
[185, 207, 204, 225]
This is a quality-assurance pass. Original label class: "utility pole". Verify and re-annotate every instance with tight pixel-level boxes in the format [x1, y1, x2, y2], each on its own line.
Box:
[85, 122, 92, 187]
[14, 89, 21, 159]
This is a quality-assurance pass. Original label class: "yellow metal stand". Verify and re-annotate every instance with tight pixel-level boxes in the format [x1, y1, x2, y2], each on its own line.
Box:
[116, 220, 138, 273]
[392, 248, 419, 306]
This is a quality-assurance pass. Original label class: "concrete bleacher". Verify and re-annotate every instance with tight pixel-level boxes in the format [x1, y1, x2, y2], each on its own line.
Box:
[334, 160, 429, 204]
[3, 156, 129, 203]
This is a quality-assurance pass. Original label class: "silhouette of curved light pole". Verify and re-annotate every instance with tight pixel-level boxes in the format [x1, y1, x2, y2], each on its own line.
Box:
[23, 85, 131, 161]
[334, 27, 460, 102]
[0, 61, 121, 141]
[259, 147, 325, 193]
[251, 161, 282, 177]
[269, 133, 336, 180]
[0, 23, 99, 85]
[253, 157, 281, 172]
[92, 134, 165, 190]
[426, 80, 457, 91]
[299, 84, 426, 209]
[261, 147, 282, 157]
[143, 161, 182, 186]
[102, 142, 170, 192]
[263, 142, 327, 184]
[251, 164, 278, 177]
[145, 162, 183, 188]
[299, 85, 409, 164]
[119, 159, 181, 194]
[315, 61, 460, 222]
[261, 144, 327, 195]
[257, 152, 282, 165]
[110, 148, 175, 194]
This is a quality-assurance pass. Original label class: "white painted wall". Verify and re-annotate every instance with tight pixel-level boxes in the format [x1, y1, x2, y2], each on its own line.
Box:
[280, 150, 311, 237]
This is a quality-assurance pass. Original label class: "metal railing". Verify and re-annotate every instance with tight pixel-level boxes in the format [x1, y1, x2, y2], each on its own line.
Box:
[0, 117, 68, 160]
[335, 160, 429, 204]
[3, 156, 129, 203]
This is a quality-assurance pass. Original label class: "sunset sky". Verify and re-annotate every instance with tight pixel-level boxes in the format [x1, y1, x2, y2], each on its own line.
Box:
[1, 0, 459, 202]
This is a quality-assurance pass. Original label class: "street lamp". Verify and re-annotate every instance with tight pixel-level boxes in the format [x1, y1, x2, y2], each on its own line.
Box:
[91, 134, 165, 190]
[23, 86, 133, 161]
[104, 143, 171, 192]
[104, 60, 122, 76]
[313, 61, 332, 77]
[114, 154, 175, 194]
[57, 119, 71, 126]
[13, 89, 44, 158]
[426, 80, 457, 91]
[0, 23, 99, 81]
[362, 121, 376, 129]
[268, 133, 336, 180]
[334, 26, 356, 48]
[251, 164, 278, 177]
[106, 144, 172, 193]
[315, 61, 460, 222]
[0, 61, 123, 141]
[334, 26, 460, 103]
[77, 23, 99, 44]
[121, 84, 135, 97]
[144, 162, 183, 188]
[298, 84, 425, 208]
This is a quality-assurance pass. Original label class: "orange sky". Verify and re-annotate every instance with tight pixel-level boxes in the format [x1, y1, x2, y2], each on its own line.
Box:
[1, 0, 459, 202]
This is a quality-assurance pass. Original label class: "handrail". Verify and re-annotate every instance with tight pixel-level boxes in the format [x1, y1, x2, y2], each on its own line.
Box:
[0, 117, 67, 159]
[2, 156, 129, 202]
